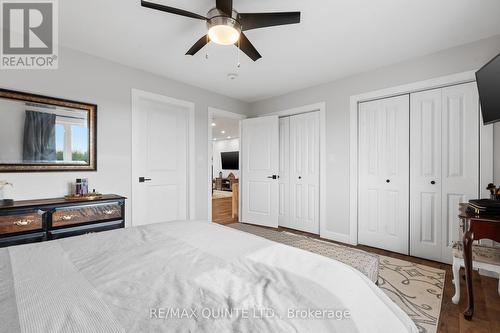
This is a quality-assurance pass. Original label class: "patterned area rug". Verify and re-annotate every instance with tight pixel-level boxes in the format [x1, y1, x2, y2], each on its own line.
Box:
[212, 190, 232, 199]
[229, 223, 380, 283]
[227, 223, 445, 333]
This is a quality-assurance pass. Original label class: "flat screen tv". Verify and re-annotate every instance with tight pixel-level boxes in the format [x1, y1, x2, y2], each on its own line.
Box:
[221, 151, 239, 170]
[476, 53, 500, 125]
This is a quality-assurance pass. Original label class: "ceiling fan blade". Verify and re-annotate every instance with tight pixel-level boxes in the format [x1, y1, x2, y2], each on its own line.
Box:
[141, 0, 207, 20]
[216, 0, 233, 16]
[238, 12, 301, 31]
[236, 33, 262, 61]
[186, 35, 209, 56]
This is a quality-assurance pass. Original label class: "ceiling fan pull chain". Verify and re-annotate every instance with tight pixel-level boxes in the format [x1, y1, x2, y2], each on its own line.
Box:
[237, 38, 241, 69]
[205, 35, 209, 60]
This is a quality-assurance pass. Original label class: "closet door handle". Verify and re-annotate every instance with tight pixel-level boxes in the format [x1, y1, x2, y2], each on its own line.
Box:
[431, 181, 436, 185]
[386, 179, 390, 183]
[298, 176, 302, 180]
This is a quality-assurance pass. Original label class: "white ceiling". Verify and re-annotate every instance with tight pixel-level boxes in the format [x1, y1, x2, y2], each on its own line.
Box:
[60, 0, 500, 102]
[211, 117, 240, 140]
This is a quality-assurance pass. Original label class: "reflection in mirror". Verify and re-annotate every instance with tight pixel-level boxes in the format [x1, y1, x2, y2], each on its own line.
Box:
[0, 97, 89, 164]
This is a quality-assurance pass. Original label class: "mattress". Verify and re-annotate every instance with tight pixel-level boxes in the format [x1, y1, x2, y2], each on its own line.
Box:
[0, 221, 418, 333]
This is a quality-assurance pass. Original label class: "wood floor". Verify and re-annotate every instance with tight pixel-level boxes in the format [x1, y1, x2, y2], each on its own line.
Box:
[245, 224, 500, 333]
[212, 196, 237, 225]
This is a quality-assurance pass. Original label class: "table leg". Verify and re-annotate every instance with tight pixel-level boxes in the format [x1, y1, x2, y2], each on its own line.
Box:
[463, 229, 474, 320]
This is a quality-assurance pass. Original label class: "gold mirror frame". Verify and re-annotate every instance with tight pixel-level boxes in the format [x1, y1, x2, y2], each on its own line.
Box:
[0, 88, 97, 172]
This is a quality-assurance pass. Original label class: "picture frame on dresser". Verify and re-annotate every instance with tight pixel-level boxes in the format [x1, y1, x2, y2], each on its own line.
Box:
[0, 88, 97, 172]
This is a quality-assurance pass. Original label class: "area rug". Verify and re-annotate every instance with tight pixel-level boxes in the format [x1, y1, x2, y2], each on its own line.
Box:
[229, 223, 380, 283]
[212, 190, 232, 199]
[227, 223, 445, 333]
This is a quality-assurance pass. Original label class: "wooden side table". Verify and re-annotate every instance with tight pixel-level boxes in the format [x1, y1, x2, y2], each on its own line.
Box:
[460, 211, 500, 320]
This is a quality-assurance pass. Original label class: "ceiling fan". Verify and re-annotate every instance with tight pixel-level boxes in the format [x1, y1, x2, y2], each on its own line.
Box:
[141, 0, 301, 61]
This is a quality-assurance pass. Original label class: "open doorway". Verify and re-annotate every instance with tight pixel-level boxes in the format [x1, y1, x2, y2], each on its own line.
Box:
[208, 108, 246, 225]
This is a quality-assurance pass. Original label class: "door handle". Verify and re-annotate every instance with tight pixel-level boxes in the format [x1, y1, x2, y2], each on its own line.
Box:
[298, 176, 302, 180]
[267, 175, 278, 180]
[431, 181, 436, 185]
[139, 177, 152, 183]
[386, 179, 390, 183]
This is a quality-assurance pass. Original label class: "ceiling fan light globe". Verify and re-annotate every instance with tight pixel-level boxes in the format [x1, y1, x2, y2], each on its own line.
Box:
[208, 25, 240, 45]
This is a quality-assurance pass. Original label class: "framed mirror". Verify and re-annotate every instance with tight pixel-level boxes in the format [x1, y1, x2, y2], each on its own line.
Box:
[0, 88, 97, 172]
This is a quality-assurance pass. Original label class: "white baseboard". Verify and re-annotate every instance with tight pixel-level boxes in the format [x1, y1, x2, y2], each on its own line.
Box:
[320, 230, 351, 245]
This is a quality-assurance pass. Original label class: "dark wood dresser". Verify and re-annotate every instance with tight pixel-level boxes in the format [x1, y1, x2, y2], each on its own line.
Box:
[0, 194, 126, 247]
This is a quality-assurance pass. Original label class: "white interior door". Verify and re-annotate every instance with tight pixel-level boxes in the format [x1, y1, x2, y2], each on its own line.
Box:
[440, 82, 479, 262]
[287, 112, 320, 233]
[410, 88, 443, 261]
[132, 92, 190, 226]
[241, 116, 279, 228]
[358, 95, 410, 254]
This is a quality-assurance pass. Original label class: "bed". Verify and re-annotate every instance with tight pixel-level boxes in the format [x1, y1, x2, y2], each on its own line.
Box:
[0, 221, 417, 333]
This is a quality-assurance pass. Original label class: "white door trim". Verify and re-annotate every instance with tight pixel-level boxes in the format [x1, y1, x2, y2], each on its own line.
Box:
[207, 107, 246, 222]
[261, 102, 329, 239]
[131, 88, 196, 225]
[349, 70, 481, 246]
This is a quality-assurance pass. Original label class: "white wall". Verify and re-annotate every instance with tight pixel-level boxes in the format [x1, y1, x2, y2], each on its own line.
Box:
[0, 99, 25, 163]
[0, 47, 249, 225]
[212, 138, 240, 179]
[2, 35, 500, 237]
[249, 34, 500, 239]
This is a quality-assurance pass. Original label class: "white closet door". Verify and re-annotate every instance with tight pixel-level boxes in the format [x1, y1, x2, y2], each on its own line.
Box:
[288, 112, 320, 233]
[358, 95, 410, 254]
[278, 117, 291, 228]
[410, 89, 443, 261]
[440, 82, 479, 262]
[241, 116, 280, 228]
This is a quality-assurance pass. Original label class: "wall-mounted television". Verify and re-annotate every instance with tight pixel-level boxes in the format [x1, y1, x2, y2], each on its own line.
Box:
[476, 53, 500, 125]
[221, 151, 239, 170]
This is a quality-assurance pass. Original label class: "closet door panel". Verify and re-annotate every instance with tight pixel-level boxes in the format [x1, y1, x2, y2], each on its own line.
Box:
[289, 112, 320, 233]
[441, 82, 479, 262]
[358, 95, 409, 254]
[358, 101, 383, 240]
[278, 117, 291, 228]
[410, 89, 443, 261]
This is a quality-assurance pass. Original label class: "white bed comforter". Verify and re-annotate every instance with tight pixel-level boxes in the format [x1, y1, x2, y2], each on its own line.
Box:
[0, 221, 417, 333]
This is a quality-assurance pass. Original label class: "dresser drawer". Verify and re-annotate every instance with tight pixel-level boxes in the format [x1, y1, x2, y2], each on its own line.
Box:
[52, 202, 122, 228]
[49, 220, 124, 240]
[0, 232, 46, 247]
[0, 211, 44, 235]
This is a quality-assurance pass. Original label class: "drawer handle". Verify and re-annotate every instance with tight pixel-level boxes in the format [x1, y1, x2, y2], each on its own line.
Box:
[61, 215, 74, 221]
[14, 219, 33, 226]
[104, 210, 118, 215]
